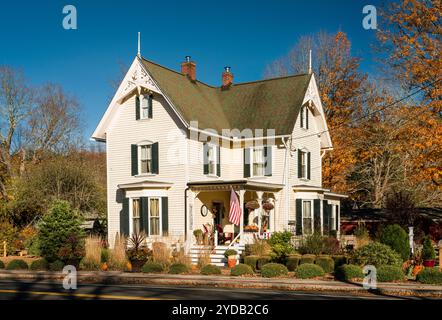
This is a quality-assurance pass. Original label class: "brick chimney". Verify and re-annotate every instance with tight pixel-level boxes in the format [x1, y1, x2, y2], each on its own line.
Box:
[181, 56, 196, 81]
[222, 66, 233, 87]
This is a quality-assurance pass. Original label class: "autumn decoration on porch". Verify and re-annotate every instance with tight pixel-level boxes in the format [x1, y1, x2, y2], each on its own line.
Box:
[224, 249, 238, 268]
[245, 200, 260, 211]
[244, 225, 259, 233]
[126, 231, 151, 272]
[422, 236, 436, 267]
[262, 201, 274, 211]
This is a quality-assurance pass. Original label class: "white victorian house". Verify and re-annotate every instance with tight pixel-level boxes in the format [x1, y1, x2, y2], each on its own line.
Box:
[92, 52, 346, 264]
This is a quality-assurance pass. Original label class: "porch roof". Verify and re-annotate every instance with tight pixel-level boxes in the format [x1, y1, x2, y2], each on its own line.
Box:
[292, 185, 348, 198]
[187, 179, 284, 192]
[118, 180, 173, 190]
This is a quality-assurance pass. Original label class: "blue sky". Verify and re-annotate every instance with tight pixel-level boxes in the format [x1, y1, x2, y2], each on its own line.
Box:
[0, 0, 384, 142]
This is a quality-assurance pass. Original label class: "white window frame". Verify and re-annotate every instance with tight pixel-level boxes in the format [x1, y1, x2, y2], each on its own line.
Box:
[148, 197, 162, 237]
[251, 147, 265, 177]
[300, 150, 308, 179]
[138, 144, 153, 175]
[302, 200, 314, 235]
[330, 205, 336, 231]
[139, 94, 152, 120]
[300, 106, 308, 129]
[206, 143, 218, 176]
[129, 198, 141, 236]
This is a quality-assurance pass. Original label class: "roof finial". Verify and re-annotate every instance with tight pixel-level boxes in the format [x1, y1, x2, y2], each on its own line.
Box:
[308, 49, 312, 74]
[137, 32, 141, 57]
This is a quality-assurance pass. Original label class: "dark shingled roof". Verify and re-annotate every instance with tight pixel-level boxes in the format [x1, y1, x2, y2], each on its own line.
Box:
[142, 58, 312, 136]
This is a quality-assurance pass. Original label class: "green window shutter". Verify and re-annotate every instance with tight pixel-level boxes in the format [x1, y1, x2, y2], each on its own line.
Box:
[322, 201, 330, 235]
[120, 198, 129, 237]
[152, 142, 159, 174]
[216, 145, 221, 177]
[162, 197, 169, 236]
[244, 148, 251, 178]
[314, 199, 321, 234]
[307, 152, 311, 180]
[148, 95, 153, 119]
[203, 143, 209, 175]
[336, 205, 340, 231]
[135, 96, 140, 120]
[300, 107, 304, 128]
[264, 146, 272, 176]
[296, 199, 302, 235]
[140, 197, 149, 235]
[306, 108, 309, 129]
[131, 144, 138, 176]
[297, 150, 302, 178]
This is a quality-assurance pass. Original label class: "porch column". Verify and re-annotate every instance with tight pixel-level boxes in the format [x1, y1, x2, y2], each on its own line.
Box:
[272, 193, 280, 232]
[239, 189, 245, 244]
[256, 191, 264, 233]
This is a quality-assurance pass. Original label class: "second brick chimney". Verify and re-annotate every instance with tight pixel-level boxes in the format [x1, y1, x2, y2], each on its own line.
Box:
[222, 66, 233, 87]
[181, 56, 196, 81]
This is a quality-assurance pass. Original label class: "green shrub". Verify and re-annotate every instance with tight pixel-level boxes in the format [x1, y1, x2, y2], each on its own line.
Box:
[6, 259, 28, 270]
[142, 261, 163, 273]
[257, 256, 272, 270]
[286, 255, 301, 271]
[294, 263, 325, 279]
[0, 260, 5, 269]
[244, 255, 259, 271]
[315, 256, 334, 273]
[377, 265, 405, 282]
[422, 236, 436, 261]
[30, 258, 49, 271]
[416, 268, 442, 285]
[201, 264, 222, 275]
[261, 263, 288, 278]
[379, 224, 410, 261]
[335, 264, 364, 281]
[298, 234, 324, 255]
[300, 254, 316, 265]
[224, 249, 238, 259]
[38, 200, 85, 262]
[322, 236, 341, 255]
[80, 257, 100, 271]
[351, 242, 402, 267]
[49, 260, 65, 271]
[168, 263, 189, 274]
[101, 248, 109, 263]
[268, 231, 294, 262]
[231, 264, 254, 276]
[332, 255, 348, 269]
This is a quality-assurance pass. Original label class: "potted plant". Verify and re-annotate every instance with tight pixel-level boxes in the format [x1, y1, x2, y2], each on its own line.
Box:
[245, 200, 260, 211]
[193, 229, 203, 245]
[244, 225, 259, 233]
[224, 249, 238, 268]
[126, 231, 151, 272]
[422, 236, 436, 267]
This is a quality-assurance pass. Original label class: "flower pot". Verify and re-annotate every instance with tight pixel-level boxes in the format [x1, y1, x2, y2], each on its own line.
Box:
[423, 260, 435, 267]
[227, 258, 237, 268]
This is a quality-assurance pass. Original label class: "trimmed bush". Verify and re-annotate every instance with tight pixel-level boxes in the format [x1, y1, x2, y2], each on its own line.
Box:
[244, 255, 259, 271]
[379, 224, 410, 261]
[0, 260, 5, 269]
[268, 231, 294, 262]
[294, 263, 325, 279]
[49, 260, 65, 271]
[30, 258, 49, 271]
[315, 256, 334, 273]
[286, 255, 301, 271]
[231, 264, 254, 276]
[351, 242, 402, 267]
[142, 261, 163, 273]
[377, 265, 405, 282]
[6, 259, 28, 270]
[257, 256, 272, 270]
[335, 264, 363, 281]
[416, 268, 442, 285]
[224, 249, 238, 259]
[168, 263, 189, 274]
[300, 254, 316, 265]
[201, 264, 222, 275]
[332, 255, 348, 269]
[261, 263, 288, 278]
[422, 236, 436, 261]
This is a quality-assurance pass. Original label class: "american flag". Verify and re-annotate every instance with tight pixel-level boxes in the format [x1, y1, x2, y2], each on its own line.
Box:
[228, 188, 242, 226]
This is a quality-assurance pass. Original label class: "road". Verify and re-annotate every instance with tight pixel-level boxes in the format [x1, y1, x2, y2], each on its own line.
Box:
[0, 279, 426, 300]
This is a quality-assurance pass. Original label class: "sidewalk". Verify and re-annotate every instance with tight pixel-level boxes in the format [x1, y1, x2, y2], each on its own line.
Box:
[1, 270, 441, 297]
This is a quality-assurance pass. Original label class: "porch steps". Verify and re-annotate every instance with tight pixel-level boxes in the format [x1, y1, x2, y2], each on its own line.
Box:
[189, 245, 245, 267]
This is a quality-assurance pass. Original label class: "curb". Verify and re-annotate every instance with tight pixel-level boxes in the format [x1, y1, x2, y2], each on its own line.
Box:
[1, 271, 441, 298]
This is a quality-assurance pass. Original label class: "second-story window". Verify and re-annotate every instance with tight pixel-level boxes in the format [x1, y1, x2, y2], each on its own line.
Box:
[300, 106, 309, 129]
[203, 143, 220, 177]
[136, 94, 153, 120]
[253, 147, 265, 176]
[140, 144, 152, 174]
[298, 149, 311, 180]
[207, 144, 216, 175]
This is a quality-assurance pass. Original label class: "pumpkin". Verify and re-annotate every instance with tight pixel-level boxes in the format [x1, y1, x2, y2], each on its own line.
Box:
[126, 262, 132, 272]
[101, 262, 108, 271]
[412, 265, 424, 277]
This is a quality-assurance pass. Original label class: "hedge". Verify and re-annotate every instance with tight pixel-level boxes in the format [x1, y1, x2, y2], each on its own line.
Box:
[6, 259, 28, 270]
[300, 254, 316, 265]
[168, 263, 190, 274]
[315, 256, 334, 273]
[294, 263, 325, 279]
[257, 256, 272, 270]
[416, 268, 442, 285]
[286, 255, 301, 271]
[0, 260, 4, 269]
[49, 260, 65, 271]
[261, 263, 288, 278]
[351, 242, 402, 267]
[377, 265, 405, 282]
[201, 264, 222, 275]
[332, 255, 348, 269]
[142, 261, 164, 273]
[30, 258, 49, 271]
[231, 264, 254, 276]
[244, 256, 259, 271]
[335, 264, 363, 281]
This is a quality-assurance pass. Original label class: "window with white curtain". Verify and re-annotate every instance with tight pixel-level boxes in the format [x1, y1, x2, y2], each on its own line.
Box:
[207, 144, 216, 175]
[139, 144, 152, 174]
[252, 147, 265, 176]
[149, 198, 160, 236]
[132, 198, 140, 233]
[303, 200, 313, 235]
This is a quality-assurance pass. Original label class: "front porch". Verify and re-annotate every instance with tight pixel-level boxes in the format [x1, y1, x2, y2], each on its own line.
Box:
[186, 179, 284, 250]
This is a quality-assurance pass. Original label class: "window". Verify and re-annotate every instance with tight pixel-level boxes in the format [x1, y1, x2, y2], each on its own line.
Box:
[207, 144, 217, 175]
[139, 144, 152, 174]
[303, 200, 313, 235]
[300, 106, 309, 129]
[132, 198, 141, 233]
[252, 147, 265, 176]
[149, 198, 160, 236]
[300, 151, 307, 179]
[140, 95, 152, 119]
